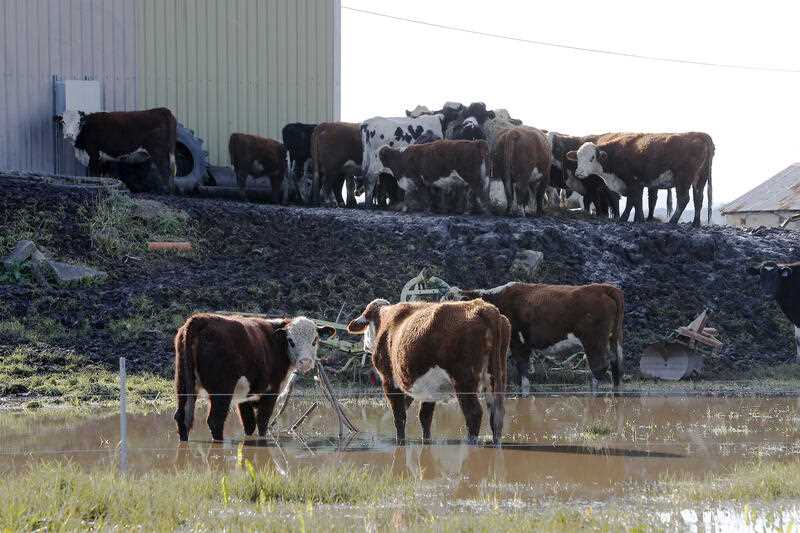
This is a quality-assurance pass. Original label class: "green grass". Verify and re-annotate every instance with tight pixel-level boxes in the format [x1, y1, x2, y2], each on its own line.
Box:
[81, 192, 194, 258]
[0, 344, 172, 406]
[0, 206, 63, 257]
[0, 461, 407, 532]
[107, 295, 188, 342]
[665, 461, 800, 503]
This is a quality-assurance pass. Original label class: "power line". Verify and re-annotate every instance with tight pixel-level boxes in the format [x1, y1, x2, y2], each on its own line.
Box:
[342, 6, 800, 74]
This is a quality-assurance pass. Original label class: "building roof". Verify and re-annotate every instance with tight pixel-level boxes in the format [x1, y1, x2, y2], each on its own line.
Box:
[722, 163, 800, 214]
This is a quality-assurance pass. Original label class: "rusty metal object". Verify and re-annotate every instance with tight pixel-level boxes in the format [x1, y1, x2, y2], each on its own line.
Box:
[640, 310, 722, 381]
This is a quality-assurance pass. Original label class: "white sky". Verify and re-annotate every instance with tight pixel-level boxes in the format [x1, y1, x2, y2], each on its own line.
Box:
[340, 1, 800, 205]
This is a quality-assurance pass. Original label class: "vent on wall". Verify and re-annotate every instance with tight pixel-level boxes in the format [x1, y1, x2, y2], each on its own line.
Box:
[54, 79, 103, 115]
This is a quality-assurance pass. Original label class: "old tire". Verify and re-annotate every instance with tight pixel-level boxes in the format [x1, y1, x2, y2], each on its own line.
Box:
[173, 122, 209, 193]
[114, 122, 209, 194]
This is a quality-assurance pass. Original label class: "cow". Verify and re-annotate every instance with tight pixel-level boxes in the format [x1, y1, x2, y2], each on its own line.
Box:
[309, 122, 363, 207]
[566, 132, 714, 226]
[54, 108, 177, 192]
[360, 115, 445, 208]
[450, 117, 486, 141]
[281, 123, 317, 203]
[378, 139, 490, 214]
[173, 313, 335, 441]
[747, 261, 800, 361]
[374, 129, 444, 209]
[493, 127, 551, 216]
[450, 282, 624, 392]
[229, 133, 287, 204]
[483, 109, 523, 153]
[346, 299, 511, 445]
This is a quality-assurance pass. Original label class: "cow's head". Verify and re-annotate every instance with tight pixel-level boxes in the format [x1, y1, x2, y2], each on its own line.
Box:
[748, 261, 792, 296]
[347, 299, 390, 353]
[378, 146, 401, 173]
[566, 142, 608, 179]
[277, 316, 335, 373]
[53, 110, 86, 143]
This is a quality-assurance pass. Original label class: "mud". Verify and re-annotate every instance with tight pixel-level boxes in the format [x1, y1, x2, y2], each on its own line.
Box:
[3, 395, 800, 501]
[1, 176, 799, 380]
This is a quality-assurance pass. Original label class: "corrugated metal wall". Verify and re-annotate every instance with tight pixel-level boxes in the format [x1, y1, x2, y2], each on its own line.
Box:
[0, 0, 339, 172]
[137, 0, 340, 165]
[0, 0, 139, 175]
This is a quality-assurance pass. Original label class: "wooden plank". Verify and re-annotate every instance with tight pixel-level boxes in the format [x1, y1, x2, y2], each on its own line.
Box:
[676, 327, 723, 348]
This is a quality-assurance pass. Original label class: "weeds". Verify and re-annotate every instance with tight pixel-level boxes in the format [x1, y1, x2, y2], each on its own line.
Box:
[81, 192, 193, 257]
[0, 462, 406, 532]
[665, 461, 800, 503]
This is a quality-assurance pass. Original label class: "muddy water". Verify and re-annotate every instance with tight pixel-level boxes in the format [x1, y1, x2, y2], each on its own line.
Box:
[2, 395, 800, 500]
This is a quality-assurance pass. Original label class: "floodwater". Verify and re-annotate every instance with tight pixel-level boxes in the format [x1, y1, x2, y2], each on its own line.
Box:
[2, 394, 800, 502]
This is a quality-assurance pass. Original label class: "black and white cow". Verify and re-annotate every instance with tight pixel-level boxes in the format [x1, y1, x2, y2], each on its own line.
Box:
[748, 261, 800, 361]
[360, 115, 445, 208]
[281, 123, 317, 204]
[55, 108, 177, 192]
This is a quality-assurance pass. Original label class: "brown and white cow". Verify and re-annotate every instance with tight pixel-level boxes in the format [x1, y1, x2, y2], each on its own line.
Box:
[378, 139, 490, 214]
[566, 132, 714, 226]
[311, 122, 364, 207]
[229, 133, 287, 204]
[347, 299, 511, 445]
[493, 127, 552, 216]
[452, 282, 624, 391]
[173, 313, 334, 441]
[55, 108, 177, 192]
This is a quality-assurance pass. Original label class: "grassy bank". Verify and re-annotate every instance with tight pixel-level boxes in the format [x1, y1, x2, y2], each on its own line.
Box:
[2, 460, 799, 532]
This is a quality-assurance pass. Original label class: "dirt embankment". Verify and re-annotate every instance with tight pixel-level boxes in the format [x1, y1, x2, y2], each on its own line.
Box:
[1, 176, 799, 379]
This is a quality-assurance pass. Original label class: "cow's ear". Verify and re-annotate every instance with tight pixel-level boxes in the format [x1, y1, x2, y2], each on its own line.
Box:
[346, 316, 369, 334]
[487, 110, 495, 119]
[781, 266, 793, 278]
[317, 325, 336, 338]
[52, 115, 62, 123]
[598, 151, 608, 165]
[565, 151, 578, 162]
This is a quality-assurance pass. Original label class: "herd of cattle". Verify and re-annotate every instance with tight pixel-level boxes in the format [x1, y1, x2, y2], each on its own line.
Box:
[56, 101, 715, 226]
[173, 261, 800, 446]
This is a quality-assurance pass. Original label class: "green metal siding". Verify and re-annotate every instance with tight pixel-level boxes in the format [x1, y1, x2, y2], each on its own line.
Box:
[138, 0, 339, 165]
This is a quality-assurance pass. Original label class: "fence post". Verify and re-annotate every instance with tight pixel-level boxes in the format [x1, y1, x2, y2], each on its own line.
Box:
[119, 357, 128, 473]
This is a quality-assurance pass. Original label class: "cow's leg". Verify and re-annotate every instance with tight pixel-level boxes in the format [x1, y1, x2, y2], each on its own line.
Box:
[503, 177, 514, 215]
[419, 402, 436, 442]
[151, 149, 175, 194]
[255, 394, 278, 437]
[207, 394, 233, 442]
[794, 326, 800, 363]
[345, 174, 358, 207]
[620, 197, 633, 221]
[647, 188, 658, 221]
[311, 169, 322, 206]
[486, 390, 504, 447]
[384, 383, 409, 444]
[456, 390, 483, 445]
[510, 333, 530, 393]
[364, 175, 377, 209]
[237, 400, 257, 436]
[632, 189, 645, 222]
[582, 337, 610, 395]
[174, 392, 196, 442]
[534, 182, 546, 217]
[234, 166, 249, 201]
[333, 174, 346, 207]
[691, 182, 705, 227]
[669, 184, 691, 224]
[609, 193, 620, 220]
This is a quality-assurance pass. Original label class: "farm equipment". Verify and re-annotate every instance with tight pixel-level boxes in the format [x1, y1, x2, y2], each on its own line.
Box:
[639, 310, 723, 380]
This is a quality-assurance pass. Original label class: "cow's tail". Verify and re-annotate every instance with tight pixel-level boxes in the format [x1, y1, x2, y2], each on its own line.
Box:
[503, 133, 515, 212]
[174, 316, 199, 440]
[606, 287, 625, 389]
[488, 308, 510, 446]
[705, 135, 715, 225]
[310, 128, 322, 204]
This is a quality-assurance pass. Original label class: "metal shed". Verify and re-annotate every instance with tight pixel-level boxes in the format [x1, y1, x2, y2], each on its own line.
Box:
[0, 0, 340, 174]
[721, 163, 800, 230]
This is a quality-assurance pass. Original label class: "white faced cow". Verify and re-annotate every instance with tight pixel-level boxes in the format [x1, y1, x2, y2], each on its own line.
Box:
[55, 108, 177, 192]
[566, 132, 714, 226]
[360, 115, 445, 208]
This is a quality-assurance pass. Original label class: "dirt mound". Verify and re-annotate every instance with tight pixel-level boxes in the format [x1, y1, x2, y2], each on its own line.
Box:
[1, 175, 799, 379]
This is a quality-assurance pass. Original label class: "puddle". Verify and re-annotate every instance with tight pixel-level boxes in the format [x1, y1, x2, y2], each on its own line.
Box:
[2, 395, 800, 501]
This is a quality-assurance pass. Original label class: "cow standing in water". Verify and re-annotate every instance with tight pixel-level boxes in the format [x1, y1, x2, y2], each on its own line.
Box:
[347, 299, 510, 445]
[173, 313, 334, 441]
